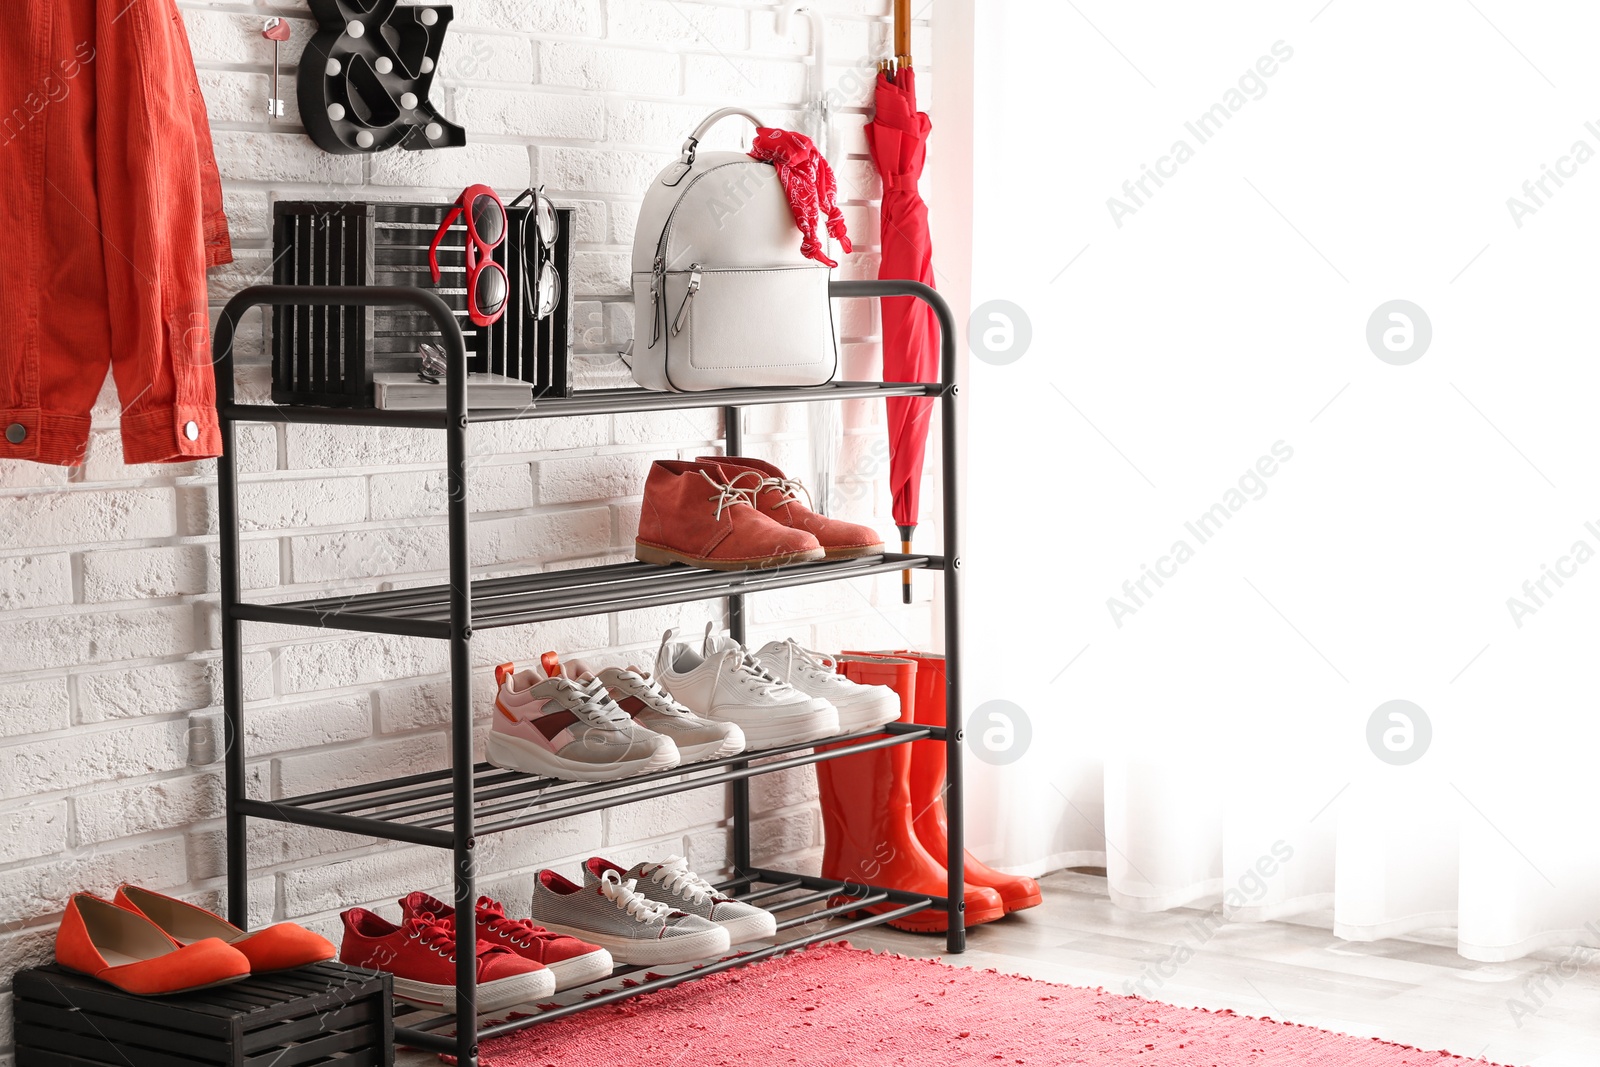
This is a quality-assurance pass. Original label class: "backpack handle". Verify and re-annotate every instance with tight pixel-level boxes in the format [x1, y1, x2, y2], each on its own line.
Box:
[680, 108, 766, 166]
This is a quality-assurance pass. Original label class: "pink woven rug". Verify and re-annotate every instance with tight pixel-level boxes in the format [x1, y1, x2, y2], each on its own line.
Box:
[478, 941, 1518, 1066]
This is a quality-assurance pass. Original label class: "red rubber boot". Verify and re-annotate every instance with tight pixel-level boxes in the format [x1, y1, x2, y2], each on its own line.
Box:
[847, 650, 1044, 914]
[814, 655, 1005, 933]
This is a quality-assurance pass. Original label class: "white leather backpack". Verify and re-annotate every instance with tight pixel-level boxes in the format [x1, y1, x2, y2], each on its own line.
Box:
[631, 108, 837, 392]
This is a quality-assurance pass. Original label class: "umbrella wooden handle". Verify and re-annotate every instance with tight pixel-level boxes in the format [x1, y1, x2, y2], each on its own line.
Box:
[894, 0, 911, 65]
[901, 537, 914, 604]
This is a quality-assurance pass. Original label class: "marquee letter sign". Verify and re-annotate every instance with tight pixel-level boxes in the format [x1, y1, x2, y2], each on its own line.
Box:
[299, 0, 465, 155]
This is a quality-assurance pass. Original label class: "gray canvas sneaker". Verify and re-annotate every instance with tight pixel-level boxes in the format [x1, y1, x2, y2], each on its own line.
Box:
[585, 855, 778, 945]
[530, 868, 730, 965]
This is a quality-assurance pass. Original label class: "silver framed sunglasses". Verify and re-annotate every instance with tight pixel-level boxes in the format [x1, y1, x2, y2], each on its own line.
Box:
[510, 186, 561, 321]
[417, 342, 448, 384]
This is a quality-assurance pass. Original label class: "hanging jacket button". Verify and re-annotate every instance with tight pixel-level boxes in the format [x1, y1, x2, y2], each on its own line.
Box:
[5, 423, 25, 444]
[183, 421, 199, 441]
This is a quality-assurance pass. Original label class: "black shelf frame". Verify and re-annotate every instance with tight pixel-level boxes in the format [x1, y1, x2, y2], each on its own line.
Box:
[212, 279, 965, 1067]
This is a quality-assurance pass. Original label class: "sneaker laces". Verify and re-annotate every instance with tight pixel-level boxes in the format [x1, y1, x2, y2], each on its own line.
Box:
[717, 645, 789, 697]
[626, 672, 695, 718]
[475, 897, 561, 948]
[539, 675, 633, 731]
[600, 868, 675, 923]
[404, 916, 464, 961]
[772, 639, 844, 687]
[646, 855, 726, 906]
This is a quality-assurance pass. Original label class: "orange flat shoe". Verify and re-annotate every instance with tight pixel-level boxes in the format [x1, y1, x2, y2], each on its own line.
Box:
[56, 893, 251, 996]
[114, 885, 336, 973]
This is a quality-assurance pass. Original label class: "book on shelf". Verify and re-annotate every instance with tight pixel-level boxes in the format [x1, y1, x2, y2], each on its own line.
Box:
[373, 372, 534, 411]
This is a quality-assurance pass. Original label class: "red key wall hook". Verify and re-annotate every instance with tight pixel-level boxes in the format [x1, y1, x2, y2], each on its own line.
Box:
[264, 17, 291, 119]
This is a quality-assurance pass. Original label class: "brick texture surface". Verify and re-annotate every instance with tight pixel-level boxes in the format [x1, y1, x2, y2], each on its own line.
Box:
[0, 3, 942, 1055]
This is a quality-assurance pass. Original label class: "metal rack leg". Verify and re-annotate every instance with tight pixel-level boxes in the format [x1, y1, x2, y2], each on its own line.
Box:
[218, 414, 248, 929]
[451, 631, 477, 1065]
[447, 341, 478, 1065]
[938, 315, 966, 955]
[723, 404, 753, 885]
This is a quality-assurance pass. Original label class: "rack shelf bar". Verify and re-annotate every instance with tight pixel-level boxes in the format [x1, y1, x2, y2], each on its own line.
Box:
[267, 724, 921, 819]
[220, 381, 941, 430]
[237, 729, 930, 843]
[229, 601, 452, 639]
[445, 730, 932, 836]
[748, 868, 952, 911]
[227, 555, 940, 635]
[232, 798, 455, 849]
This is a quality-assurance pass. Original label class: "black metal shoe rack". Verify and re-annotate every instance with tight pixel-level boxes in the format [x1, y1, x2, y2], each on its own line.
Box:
[212, 279, 965, 1066]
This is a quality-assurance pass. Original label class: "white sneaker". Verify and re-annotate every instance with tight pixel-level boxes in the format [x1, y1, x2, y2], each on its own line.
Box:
[754, 638, 901, 733]
[654, 625, 840, 750]
[581, 663, 746, 763]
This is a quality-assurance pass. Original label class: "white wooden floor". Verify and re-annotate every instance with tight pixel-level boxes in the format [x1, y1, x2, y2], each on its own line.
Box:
[846, 870, 1599, 1067]
[401, 869, 1599, 1066]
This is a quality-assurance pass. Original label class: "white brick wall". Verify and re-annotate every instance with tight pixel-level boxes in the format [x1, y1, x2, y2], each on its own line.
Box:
[0, 2, 942, 1057]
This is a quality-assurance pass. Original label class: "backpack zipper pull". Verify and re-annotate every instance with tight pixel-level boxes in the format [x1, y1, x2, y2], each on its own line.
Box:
[650, 256, 665, 346]
[673, 264, 703, 336]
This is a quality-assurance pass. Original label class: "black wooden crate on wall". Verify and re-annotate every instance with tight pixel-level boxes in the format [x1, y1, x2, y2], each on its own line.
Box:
[270, 199, 575, 407]
[14, 961, 393, 1067]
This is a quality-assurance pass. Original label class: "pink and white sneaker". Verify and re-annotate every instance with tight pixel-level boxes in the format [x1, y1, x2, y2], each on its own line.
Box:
[488, 653, 679, 782]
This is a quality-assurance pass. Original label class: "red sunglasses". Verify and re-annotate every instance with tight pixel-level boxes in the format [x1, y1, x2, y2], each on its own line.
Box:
[428, 184, 509, 328]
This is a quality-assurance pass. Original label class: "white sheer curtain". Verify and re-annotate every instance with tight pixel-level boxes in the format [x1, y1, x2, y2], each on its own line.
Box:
[962, 0, 1600, 962]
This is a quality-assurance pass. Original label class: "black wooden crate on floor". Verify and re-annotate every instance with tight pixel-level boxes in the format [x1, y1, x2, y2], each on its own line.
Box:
[270, 199, 575, 407]
[14, 961, 393, 1067]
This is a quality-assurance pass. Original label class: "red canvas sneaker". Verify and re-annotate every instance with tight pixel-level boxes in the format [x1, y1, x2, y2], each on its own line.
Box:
[636, 459, 824, 570]
[338, 909, 554, 1013]
[399, 892, 614, 991]
[700, 455, 884, 559]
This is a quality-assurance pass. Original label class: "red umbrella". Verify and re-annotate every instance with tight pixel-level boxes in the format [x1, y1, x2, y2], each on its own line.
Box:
[868, 59, 937, 604]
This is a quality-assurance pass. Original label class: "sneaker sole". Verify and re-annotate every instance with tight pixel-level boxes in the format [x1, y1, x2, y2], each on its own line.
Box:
[636, 541, 825, 571]
[716, 910, 779, 944]
[392, 968, 555, 1014]
[834, 691, 902, 733]
[718, 706, 841, 751]
[544, 947, 614, 991]
[675, 730, 748, 763]
[532, 921, 731, 965]
[487, 733, 679, 783]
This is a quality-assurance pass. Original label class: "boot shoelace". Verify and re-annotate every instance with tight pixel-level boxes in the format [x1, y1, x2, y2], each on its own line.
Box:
[697, 467, 757, 520]
[761, 475, 813, 510]
[723, 469, 813, 511]
[646, 855, 727, 906]
[600, 868, 675, 923]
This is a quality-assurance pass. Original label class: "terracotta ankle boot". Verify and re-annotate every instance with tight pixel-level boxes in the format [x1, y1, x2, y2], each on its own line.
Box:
[698, 455, 883, 559]
[847, 649, 1043, 914]
[813, 655, 1005, 933]
[636, 459, 824, 570]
